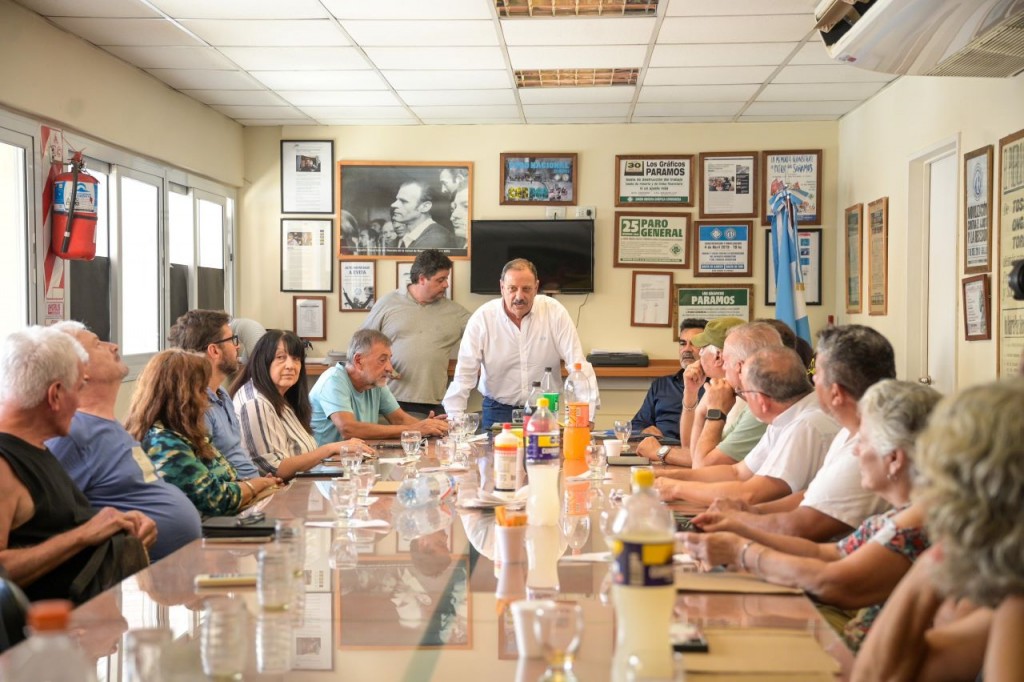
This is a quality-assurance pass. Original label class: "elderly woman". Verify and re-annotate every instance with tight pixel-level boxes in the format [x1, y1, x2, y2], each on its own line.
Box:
[229, 330, 372, 480]
[854, 377, 1024, 681]
[125, 349, 281, 516]
[681, 379, 941, 651]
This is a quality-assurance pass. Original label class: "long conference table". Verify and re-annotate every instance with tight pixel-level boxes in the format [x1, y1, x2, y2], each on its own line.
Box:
[0, 441, 854, 681]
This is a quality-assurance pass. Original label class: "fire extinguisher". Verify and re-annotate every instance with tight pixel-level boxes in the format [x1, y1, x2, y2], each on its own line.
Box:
[51, 152, 98, 260]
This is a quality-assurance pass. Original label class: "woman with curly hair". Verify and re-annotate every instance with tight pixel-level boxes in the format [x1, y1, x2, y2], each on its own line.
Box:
[229, 330, 372, 480]
[125, 349, 280, 516]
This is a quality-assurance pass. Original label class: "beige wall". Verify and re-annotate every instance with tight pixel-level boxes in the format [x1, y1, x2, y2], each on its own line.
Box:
[836, 74, 1024, 387]
[0, 0, 243, 186]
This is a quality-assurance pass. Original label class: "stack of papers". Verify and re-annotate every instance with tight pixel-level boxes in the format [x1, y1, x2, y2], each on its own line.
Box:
[457, 486, 529, 509]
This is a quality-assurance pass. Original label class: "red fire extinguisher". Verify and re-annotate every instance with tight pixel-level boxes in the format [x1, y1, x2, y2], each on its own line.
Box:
[51, 152, 98, 260]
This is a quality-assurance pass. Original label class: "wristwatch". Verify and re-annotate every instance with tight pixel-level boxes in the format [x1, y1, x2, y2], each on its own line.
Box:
[656, 445, 671, 463]
[706, 409, 727, 421]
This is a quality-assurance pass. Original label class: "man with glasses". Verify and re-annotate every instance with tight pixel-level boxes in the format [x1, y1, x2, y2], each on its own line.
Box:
[629, 318, 707, 442]
[168, 309, 259, 478]
[654, 345, 838, 506]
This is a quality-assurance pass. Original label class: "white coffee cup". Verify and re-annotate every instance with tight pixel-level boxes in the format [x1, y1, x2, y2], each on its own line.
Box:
[603, 438, 623, 458]
[510, 599, 556, 659]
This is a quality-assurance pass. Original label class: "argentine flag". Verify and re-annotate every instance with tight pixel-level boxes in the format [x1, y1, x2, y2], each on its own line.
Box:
[769, 187, 812, 344]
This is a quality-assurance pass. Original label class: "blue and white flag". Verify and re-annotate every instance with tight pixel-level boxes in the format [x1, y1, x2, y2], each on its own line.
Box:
[769, 187, 812, 344]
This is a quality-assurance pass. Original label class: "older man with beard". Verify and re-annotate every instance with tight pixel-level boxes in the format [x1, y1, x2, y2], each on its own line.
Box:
[629, 318, 707, 441]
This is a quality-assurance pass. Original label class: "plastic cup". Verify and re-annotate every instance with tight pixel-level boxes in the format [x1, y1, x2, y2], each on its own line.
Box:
[603, 439, 623, 458]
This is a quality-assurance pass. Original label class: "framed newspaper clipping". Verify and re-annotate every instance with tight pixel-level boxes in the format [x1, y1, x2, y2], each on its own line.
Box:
[615, 155, 695, 207]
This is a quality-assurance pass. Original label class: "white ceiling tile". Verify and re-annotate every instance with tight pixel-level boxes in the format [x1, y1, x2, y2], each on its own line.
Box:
[773, 64, 896, 84]
[398, 89, 516, 106]
[501, 17, 656, 46]
[320, 0, 492, 20]
[301, 106, 412, 118]
[104, 45, 237, 69]
[507, 45, 647, 70]
[634, 101, 743, 116]
[518, 87, 635, 104]
[419, 117, 523, 125]
[666, 0, 816, 16]
[759, 81, 886, 101]
[145, 68, 261, 90]
[15, 0, 161, 17]
[180, 19, 349, 47]
[147, 0, 329, 19]
[251, 71, 389, 90]
[341, 20, 498, 47]
[411, 105, 522, 118]
[49, 17, 201, 46]
[631, 116, 736, 123]
[210, 104, 308, 119]
[238, 119, 318, 126]
[317, 118, 417, 125]
[180, 89, 284, 105]
[650, 43, 798, 67]
[738, 114, 839, 122]
[527, 117, 629, 124]
[365, 47, 506, 71]
[643, 65, 775, 85]
[280, 90, 401, 106]
[659, 15, 813, 44]
[219, 47, 370, 70]
[638, 84, 759, 102]
[789, 40, 836, 65]
[523, 103, 632, 118]
[382, 70, 511, 90]
[744, 100, 859, 115]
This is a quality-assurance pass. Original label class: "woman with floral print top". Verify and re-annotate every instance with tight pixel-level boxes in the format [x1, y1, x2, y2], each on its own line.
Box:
[680, 380, 939, 651]
[125, 349, 281, 517]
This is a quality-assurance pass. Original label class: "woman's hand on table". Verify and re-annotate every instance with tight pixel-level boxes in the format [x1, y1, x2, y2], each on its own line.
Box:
[679, 530, 743, 570]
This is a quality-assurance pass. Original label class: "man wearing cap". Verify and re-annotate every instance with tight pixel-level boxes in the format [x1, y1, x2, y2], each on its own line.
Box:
[637, 318, 773, 469]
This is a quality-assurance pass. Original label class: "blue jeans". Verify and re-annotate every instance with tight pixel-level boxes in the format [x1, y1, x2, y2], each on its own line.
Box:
[482, 396, 521, 432]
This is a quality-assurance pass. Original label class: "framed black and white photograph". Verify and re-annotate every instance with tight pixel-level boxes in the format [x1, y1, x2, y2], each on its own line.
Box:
[499, 153, 577, 206]
[613, 211, 690, 269]
[396, 260, 452, 300]
[761, 150, 822, 225]
[339, 261, 375, 312]
[281, 140, 334, 214]
[693, 220, 752, 277]
[764, 227, 822, 306]
[964, 145, 993, 274]
[280, 218, 333, 293]
[699, 151, 758, 219]
[615, 154, 694, 207]
[338, 161, 472, 259]
[962, 274, 991, 341]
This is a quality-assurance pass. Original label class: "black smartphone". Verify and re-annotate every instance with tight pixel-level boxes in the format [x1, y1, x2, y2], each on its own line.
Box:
[674, 512, 703, 533]
[670, 622, 709, 653]
[374, 442, 403, 450]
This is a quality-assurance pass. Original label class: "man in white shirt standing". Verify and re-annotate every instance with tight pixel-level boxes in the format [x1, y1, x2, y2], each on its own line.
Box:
[443, 258, 598, 428]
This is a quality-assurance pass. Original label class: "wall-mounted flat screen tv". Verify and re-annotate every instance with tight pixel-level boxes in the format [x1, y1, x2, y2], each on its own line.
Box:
[469, 219, 594, 295]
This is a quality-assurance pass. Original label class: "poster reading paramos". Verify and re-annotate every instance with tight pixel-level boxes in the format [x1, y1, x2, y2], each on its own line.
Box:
[615, 155, 694, 206]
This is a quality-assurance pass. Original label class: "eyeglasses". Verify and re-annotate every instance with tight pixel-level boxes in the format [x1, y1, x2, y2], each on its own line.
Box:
[210, 334, 240, 347]
[734, 389, 767, 399]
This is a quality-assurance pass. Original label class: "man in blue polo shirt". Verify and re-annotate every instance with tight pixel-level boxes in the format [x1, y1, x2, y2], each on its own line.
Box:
[630, 318, 707, 441]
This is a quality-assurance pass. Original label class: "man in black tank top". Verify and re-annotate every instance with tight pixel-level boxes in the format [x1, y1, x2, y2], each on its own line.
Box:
[0, 326, 156, 602]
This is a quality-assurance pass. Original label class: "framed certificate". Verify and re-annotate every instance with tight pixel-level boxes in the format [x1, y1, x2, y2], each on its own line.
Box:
[693, 221, 752, 277]
[844, 204, 863, 314]
[293, 296, 326, 341]
[867, 197, 889, 316]
[613, 211, 690, 268]
[699, 151, 758, 219]
[631, 271, 673, 327]
[964, 145, 993, 274]
[615, 155, 694, 207]
[280, 219, 333, 293]
[281, 140, 334, 214]
[673, 285, 753, 339]
[962, 274, 991, 341]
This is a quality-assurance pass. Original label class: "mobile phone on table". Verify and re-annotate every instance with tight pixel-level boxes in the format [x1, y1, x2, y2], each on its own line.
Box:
[194, 573, 258, 588]
[670, 622, 709, 653]
[673, 512, 703, 533]
[606, 455, 649, 467]
[375, 442, 403, 450]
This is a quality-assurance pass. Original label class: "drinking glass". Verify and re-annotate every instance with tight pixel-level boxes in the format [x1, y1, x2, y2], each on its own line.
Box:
[201, 596, 247, 680]
[436, 437, 454, 467]
[401, 430, 422, 459]
[511, 409, 525, 425]
[533, 601, 584, 680]
[338, 446, 362, 474]
[274, 518, 305, 578]
[613, 420, 632, 448]
[257, 545, 292, 612]
[124, 628, 171, 682]
[329, 478, 357, 525]
[584, 443, 606, 480]
[329, 531, 358, 570]
[464, 412, 481, 436]
[352, 464, 378, 505]
[448, 413, 467, 444]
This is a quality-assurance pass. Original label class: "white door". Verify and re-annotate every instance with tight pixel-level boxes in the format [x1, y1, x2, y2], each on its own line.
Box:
[0, 127, 33, 336]
[926, 153, 958, 393]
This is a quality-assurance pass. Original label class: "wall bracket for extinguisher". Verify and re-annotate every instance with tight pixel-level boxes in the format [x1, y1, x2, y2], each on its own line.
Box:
[60, 152, 85, 255]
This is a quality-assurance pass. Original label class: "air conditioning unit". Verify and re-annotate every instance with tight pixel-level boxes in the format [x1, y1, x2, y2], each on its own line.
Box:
[815, 0, 1024, 77]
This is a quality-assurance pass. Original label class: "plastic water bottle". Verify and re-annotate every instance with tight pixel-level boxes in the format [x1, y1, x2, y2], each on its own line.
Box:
[3, 600, 98, 682]
[610, 468, 676, 682]
[540, 367, 560, 417]
[494, 423, 520, 494]
[562, 362, 592, 463]
[522, 380, 542, 430]
[525, 397, 560, 526]
[396, 472, 454, 508]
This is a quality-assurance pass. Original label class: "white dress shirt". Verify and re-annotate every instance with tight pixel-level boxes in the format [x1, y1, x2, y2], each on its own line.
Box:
[442, 295, 599, 417]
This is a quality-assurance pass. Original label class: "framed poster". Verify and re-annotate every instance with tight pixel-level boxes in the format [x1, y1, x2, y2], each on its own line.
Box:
[281, 218, 333, 293]
[631, 271, 673, 327]
[673, 285, 753, 339]
[281, 140, 334, 214]
[761, 149, 822, 225]
[613, 211, 690, 269]
[764, 227, 822, 306]
[964, 145, 994, 274]
[693, 221, 752, 277]
[395, 260, 453, 300]
[338, 161, 472, 259]
[698, 151, 758, 219]
[998, 128, 1024, 375]
[962, 274, 991, 341]
[844, 204, 863, 314]
[614, 155, 695, 207]
[293, 295, 326, 341]
[499, 153, 577, 206]
[867, 197, 889, 316]
[339, 261, 375, 312]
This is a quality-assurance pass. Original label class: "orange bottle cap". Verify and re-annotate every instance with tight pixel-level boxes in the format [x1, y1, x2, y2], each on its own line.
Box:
[27, 599, 73, 631]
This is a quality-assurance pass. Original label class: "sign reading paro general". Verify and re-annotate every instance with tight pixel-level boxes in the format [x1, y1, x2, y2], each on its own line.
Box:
[615, 155, 695, 207]
[614, 211, 691, 269]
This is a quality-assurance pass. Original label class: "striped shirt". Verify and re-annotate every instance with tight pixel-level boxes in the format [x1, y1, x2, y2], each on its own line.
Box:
[233, 380, 318, 476]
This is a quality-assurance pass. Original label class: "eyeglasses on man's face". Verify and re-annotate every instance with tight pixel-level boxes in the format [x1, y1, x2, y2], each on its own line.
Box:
[211, 334, 240, 347]
[734, 389, 767, 399]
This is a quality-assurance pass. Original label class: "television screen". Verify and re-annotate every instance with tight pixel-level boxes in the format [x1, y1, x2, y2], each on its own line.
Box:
[470, 219, 594, 294]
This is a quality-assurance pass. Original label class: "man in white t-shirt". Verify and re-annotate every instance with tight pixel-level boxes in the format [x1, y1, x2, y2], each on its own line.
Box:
[693, 325, 895, 540]
[654, 346, 838, 506]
